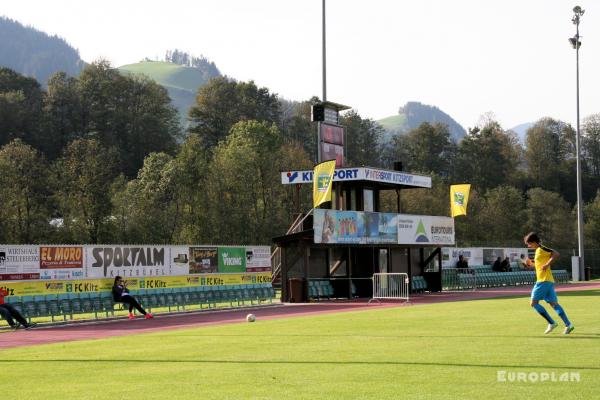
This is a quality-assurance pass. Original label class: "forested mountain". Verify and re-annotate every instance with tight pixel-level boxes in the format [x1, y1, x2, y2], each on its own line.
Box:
[0, 16, 85, 85]
[378, 101, 467, 143]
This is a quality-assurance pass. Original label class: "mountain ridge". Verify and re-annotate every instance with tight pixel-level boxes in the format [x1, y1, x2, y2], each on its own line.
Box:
[0, 16, 85, 85]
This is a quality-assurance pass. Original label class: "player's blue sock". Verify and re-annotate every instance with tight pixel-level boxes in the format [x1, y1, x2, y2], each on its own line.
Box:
[533, 303, 555, 324]
[552, 304, 571, 326]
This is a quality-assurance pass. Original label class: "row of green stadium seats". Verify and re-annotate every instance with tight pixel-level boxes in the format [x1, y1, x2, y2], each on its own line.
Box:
[411, 276, 427, 293]
[443, 269, 570, 290]
[455, 263, 526, 272]
[129, 284, 275, 312]
[468, 265, 492, 271]
[4, 292, 115, 322]
[475, 272, 536, 287]
[479, 270, 569, 287]
[308, 280, 334, 300]
[466, 263, 526, 272]
[1, 284, 276, 324]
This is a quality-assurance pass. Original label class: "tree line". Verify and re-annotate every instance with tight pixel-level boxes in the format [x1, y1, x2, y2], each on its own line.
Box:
[2, 60, 600, 252]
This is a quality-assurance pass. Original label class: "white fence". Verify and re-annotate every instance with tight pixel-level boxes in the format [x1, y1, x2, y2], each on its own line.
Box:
[369, 273, 409, 303]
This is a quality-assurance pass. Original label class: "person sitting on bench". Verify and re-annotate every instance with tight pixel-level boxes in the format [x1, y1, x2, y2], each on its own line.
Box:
[112, 276, 153, 320]
[0, 288, 36, 330]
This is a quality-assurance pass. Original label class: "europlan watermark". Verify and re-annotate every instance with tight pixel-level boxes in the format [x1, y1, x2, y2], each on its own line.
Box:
[497, 370, 581, 383]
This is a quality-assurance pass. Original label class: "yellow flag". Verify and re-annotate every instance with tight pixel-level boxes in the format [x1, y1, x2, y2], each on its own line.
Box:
[450, 184, 471, 217]
[313, 160, 336, 208]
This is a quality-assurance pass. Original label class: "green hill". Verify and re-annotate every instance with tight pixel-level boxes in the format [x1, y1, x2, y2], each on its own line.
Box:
[377, 102, 466, 143]
[377, 114, 407, 132]
[118, 61, 220, 126]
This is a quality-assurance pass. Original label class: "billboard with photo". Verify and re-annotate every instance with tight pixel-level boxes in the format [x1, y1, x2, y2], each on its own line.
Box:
[313, 209, 365, 244]
[314, 210, 452, 245]
[189, 246, 218, 274]
[365, 212, 398, 244]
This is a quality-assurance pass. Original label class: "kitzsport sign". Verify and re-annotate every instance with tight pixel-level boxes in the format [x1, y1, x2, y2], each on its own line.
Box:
[281, 167, 431, 188]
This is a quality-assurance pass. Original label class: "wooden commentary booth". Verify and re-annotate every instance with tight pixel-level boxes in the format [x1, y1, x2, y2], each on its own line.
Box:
[273, 165, 455, 302]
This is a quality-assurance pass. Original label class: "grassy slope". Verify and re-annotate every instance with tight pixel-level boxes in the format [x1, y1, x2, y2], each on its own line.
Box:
[1, 290, 598, 400]
[118, 61, 206, 92]
[118, 61, 206, 125]
[377, 114, 407, 132]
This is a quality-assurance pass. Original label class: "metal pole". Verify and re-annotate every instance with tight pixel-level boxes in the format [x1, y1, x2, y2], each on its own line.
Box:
[572, 7, 586, 280]
[575, 27, 585, 280]
[322, 0, 327, 102]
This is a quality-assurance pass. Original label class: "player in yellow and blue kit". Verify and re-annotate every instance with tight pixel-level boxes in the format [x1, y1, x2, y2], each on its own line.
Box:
[524, 232, 574, 334]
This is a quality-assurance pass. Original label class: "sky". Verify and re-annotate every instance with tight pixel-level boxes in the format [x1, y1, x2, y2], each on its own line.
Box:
[2, 0, 599, 130]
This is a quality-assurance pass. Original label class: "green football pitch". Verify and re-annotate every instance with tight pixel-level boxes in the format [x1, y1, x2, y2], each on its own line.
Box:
[1, 290, 598, 400]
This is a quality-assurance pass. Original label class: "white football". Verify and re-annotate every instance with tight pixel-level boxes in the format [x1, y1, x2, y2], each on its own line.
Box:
[246, 313, 256, 322]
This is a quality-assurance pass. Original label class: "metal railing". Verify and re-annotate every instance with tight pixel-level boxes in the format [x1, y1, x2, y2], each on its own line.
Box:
[369, 273, 409, 303]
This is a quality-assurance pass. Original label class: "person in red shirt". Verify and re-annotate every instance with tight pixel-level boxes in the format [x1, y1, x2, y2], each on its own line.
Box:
[0, 288, 36, 329]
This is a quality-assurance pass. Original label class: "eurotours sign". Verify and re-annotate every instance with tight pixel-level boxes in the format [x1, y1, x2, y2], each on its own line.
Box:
[281, 167, 431, 188]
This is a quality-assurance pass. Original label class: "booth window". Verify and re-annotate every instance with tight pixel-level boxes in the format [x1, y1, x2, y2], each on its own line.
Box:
[364, 189, 374, 212]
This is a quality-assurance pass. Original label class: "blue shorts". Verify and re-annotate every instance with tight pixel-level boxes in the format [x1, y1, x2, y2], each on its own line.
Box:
[531, 281, 558, 303]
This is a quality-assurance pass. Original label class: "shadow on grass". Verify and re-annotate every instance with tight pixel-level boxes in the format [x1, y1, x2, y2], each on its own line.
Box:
[450, 288, 600, 302]
[554, 290, 600, 297]
[155, 333, 600, 340]
[0, 359, 596, 370]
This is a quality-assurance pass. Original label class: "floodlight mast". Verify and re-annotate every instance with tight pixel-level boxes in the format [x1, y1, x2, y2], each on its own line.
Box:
[570, 6, 587, 280]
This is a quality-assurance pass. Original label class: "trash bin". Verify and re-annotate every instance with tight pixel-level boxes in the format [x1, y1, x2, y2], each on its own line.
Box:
[288, 278, 306, 303]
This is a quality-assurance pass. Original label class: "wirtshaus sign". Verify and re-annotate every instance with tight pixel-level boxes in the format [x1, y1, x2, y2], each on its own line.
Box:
[86, 246, 168, 278]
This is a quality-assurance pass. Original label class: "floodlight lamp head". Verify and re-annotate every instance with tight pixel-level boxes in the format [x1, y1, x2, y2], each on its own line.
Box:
[568, 37, 581, 49]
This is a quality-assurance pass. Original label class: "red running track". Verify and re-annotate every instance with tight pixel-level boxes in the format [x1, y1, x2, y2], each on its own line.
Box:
[1, 281, 598, 350]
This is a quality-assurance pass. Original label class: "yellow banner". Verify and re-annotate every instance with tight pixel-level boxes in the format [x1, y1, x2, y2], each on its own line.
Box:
[450, 184, 471, 217]
[313, 160, 336, 208]
[0, 273, 272, 297]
